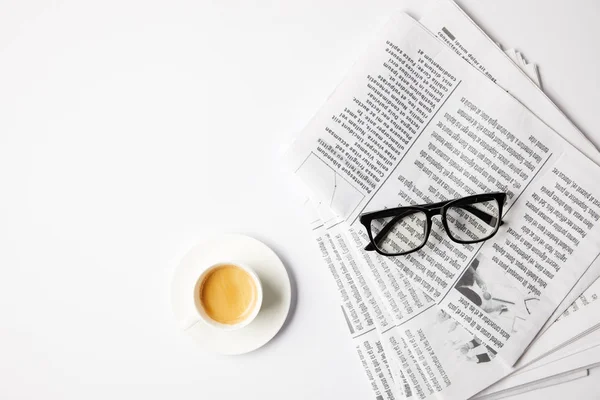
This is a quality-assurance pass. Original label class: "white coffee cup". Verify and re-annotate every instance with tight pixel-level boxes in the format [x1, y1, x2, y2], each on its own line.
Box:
[183, 261, 263, 331]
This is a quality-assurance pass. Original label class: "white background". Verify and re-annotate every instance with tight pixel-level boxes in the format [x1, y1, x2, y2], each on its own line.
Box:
[1, 0, 599, 399]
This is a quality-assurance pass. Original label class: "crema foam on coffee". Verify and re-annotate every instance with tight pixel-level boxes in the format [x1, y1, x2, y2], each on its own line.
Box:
[199, 264, 258, 325]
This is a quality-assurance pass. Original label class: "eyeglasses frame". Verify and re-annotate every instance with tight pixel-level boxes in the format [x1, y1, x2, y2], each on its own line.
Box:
[359, 192, 507, 256]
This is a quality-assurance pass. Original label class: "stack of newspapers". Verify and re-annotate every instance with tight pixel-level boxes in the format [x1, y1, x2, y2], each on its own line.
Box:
[284, 1, 600, 399]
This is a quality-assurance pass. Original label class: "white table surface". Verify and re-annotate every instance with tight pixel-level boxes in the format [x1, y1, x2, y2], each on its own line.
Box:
[1, 0, 599, 399]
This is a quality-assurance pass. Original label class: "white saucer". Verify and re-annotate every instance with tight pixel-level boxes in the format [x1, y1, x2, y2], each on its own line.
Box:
[171, 234, 292, 355]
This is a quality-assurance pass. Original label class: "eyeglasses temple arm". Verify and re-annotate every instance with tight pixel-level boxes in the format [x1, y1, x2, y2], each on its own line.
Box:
[462, 205, 503, 227]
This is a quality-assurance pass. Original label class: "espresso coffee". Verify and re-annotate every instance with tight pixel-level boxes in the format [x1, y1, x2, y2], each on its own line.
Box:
[199, 264, 258, 325]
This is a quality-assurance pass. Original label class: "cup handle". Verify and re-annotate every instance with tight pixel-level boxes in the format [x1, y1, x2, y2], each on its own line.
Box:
[182, 315, 201, 331]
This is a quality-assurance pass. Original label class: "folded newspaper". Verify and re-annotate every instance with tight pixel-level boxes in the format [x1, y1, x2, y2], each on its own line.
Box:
[284, 2, 600, 399]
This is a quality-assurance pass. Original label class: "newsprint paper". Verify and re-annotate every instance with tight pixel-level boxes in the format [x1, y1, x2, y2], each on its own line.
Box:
[286, 11, 600, 400]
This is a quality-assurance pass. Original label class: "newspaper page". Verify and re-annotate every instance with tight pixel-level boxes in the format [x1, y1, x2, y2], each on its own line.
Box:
[308, 196, 600, 400]
[309, 204, 418, 400]
[288, 3, 600, 398]
[475, 278, 600, 397]
[419, 0, 597, 154]
[417, 0, 600, 333]
[303, 203, 402, 400]
[516, 277, 600, 366]
[404, 0, 600, 363]
[418, 0, 600, 371]
[558, 280, 600, 320]
[416, 0, 600, 353]
[307, 200, 512, 400]
[286, 9, 600, 389]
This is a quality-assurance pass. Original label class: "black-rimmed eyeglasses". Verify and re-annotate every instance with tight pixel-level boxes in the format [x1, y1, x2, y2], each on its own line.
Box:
[359, 192, 506, 256]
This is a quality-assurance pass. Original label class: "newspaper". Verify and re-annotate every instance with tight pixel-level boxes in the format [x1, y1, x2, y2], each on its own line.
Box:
[308, 200, 600, 400]
[516, 277, 600, 367]
[476, 279, 600, 398]
[475, 369, 589, 400]
[308, 204, 505, 400]
[417, 0, 600, 358]
[425, 5, 600, 378]
[411, 1, 600, 378]
[418, 0, 596, 152]
[417, 0, 600, 333]
[287, 10, 600, 400]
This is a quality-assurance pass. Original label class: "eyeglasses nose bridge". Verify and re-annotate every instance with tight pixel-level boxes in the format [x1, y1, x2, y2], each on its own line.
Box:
[423, 208, 448, 237]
